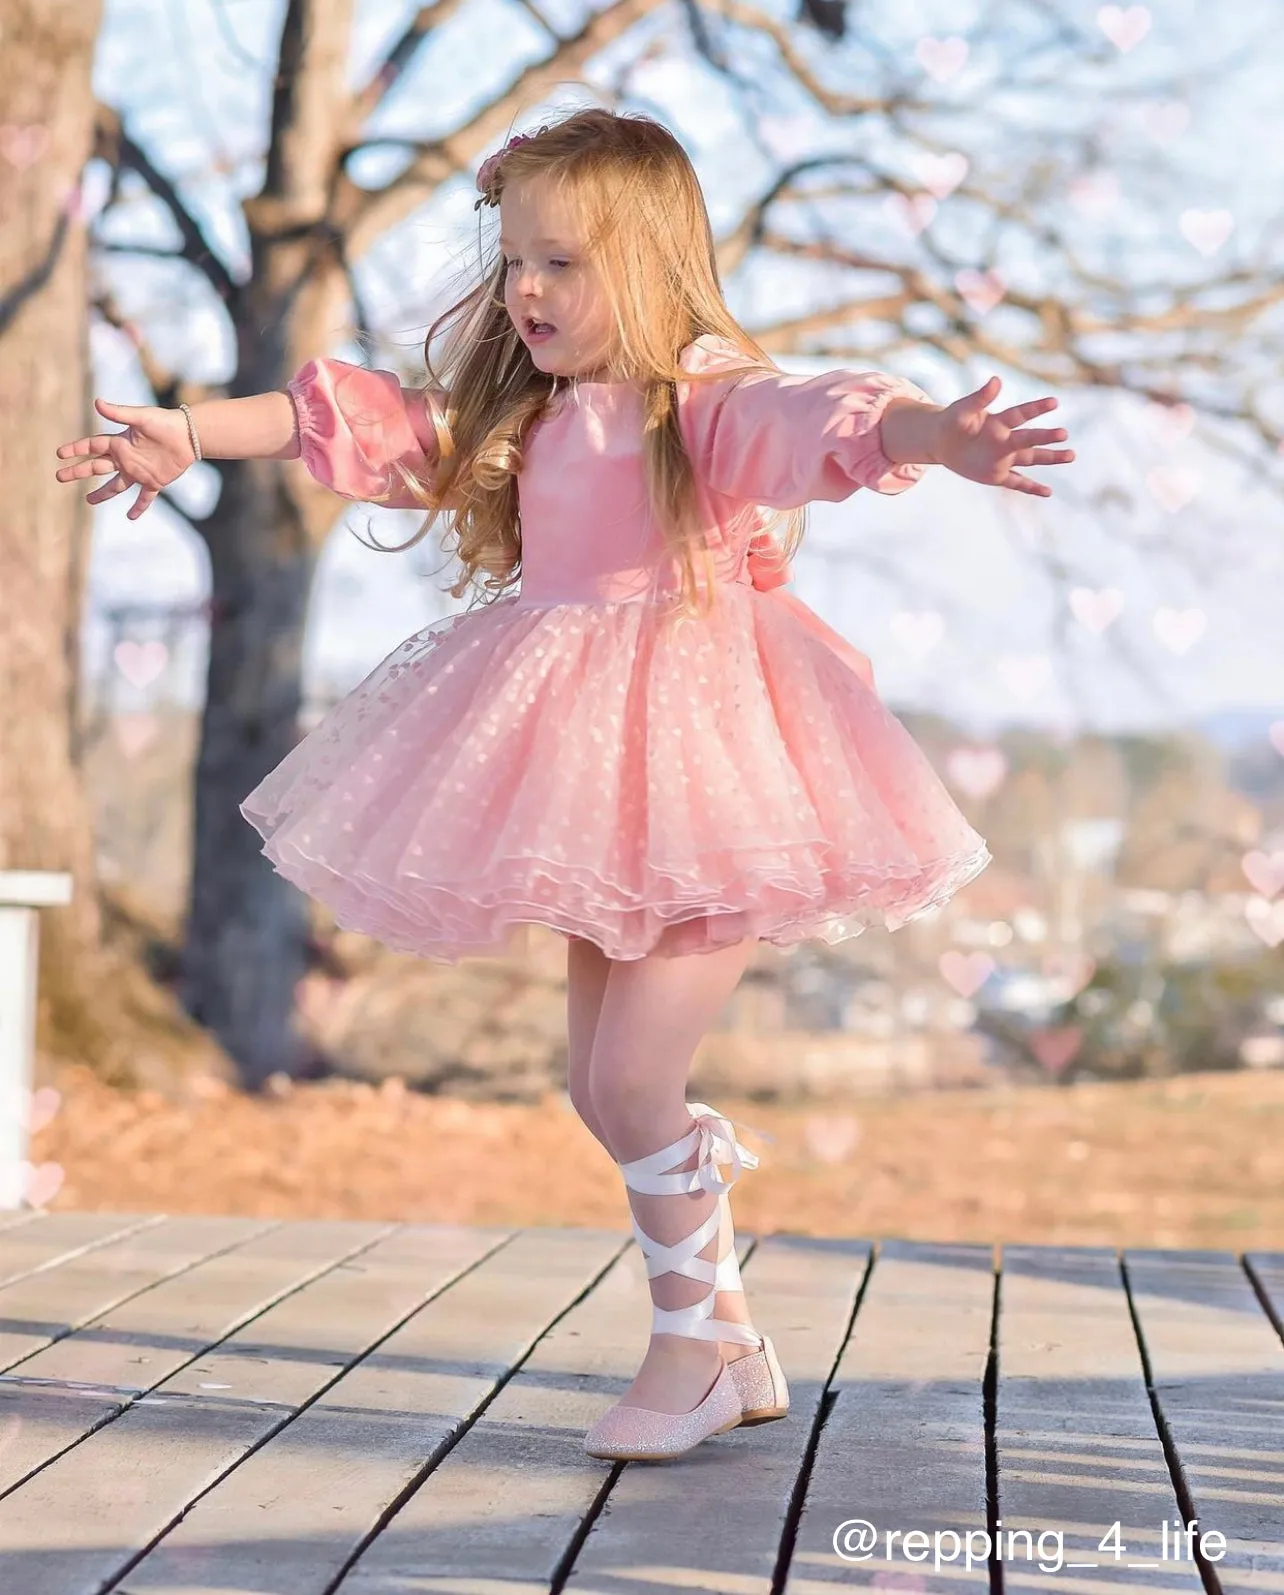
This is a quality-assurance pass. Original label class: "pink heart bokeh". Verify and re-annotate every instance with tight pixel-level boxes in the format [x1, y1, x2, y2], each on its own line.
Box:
[938, 950, 996, 999]
[955, 268, 1006, 316]
[26, 1087, 61, 1134]
[803, 1115, 861, 1165]
[946, 746, 1008, 800]
[113, 639, 169, 689]
[1151, 607, 1206, 654]
[1241, 851, 1284, 900]
[915, 36, 969, 81]
[885, 192, 938, 236]
[1097, 5, 1152, 52]
[914, 151, 968, 199]
[1245, 898, 1284, 949]
[1041, 952, 1097, 998]
[1069, 587, 1124, 634]
[1146, 465, 1200, 513]
[1031, 1026, 1083, 1076]
[1179, 208, 1234, 257]
[22, 1161, 64, 1208]
[0, 122, 50, 170]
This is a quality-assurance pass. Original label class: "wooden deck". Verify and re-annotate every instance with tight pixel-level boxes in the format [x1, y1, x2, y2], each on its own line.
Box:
[0, 1211, 1280, 1594]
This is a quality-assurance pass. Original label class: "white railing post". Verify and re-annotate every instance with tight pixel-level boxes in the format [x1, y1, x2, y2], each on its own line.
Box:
[0, 871, 74, 1209]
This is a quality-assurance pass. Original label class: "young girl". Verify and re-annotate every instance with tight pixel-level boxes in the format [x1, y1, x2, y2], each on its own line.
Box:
[55, 108, 1073, 1463]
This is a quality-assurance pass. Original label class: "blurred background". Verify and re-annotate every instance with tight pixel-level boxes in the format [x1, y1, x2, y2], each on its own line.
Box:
[2, 0, 1281, 1245]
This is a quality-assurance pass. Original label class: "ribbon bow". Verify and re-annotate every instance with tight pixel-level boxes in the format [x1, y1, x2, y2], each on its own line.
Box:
[474, 126, 550, 209]
[686, 1101, 767, 1194]
[745, 530, 792, 591]
[745, 534, 879, 692]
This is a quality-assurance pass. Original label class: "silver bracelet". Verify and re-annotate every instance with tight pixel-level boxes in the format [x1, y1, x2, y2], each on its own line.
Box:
[178, 401, 203, 463]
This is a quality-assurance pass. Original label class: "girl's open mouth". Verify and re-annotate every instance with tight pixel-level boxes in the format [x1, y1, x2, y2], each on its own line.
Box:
[525, 317, 557, 342]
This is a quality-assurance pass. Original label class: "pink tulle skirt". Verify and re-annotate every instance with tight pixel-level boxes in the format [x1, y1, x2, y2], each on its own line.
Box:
[239, 581, 991, 962]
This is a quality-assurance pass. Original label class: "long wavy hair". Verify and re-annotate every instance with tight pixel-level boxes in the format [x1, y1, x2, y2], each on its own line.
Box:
[363, 106, 806, 618]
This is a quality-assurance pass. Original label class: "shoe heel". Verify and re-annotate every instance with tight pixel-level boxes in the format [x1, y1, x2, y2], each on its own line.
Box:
[737, 1332, 790, 1425]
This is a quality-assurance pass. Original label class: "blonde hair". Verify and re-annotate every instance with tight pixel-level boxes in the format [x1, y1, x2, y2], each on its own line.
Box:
[365, 106, 805, 618]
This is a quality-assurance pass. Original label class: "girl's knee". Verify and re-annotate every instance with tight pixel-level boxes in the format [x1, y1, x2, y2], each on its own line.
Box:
[590, 1070, 689, 1154]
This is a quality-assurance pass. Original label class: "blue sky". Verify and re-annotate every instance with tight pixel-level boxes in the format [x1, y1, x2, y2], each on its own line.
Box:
[84, 0, 1284, 736]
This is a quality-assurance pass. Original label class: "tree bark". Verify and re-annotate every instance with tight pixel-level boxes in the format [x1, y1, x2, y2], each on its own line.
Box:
[0, 0, 231, 1093]
[180, 458, 318, 1086]
[0, 0, 102, 917]
[177, 0, 357, 1086]
[0, 0, 121, 1077]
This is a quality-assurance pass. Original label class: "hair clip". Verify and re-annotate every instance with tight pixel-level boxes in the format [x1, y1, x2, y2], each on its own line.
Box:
[473, 125, 550, 210]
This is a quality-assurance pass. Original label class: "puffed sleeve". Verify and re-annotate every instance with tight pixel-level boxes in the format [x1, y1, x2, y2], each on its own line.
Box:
[286, 357, 445, 509]
[679, 334, 935, 509]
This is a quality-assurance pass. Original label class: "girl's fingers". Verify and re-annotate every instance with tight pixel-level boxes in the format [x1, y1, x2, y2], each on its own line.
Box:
[1012, 448, 1075, 467]
[86, 474, 128, 505]
[966, 375, 1001, 409]
[57, 455, 117, 482]
[1008, 426, 1069, 447]
[1001, 471, 1052, 497]
[56, 433, 114, 460]
[127, 488, 158, 520]
[94, 397, 143, 420]
[996, 397, 1058, 427]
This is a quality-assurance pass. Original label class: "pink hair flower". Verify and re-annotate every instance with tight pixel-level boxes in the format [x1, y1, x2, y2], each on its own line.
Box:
[474, 126, 549, 209]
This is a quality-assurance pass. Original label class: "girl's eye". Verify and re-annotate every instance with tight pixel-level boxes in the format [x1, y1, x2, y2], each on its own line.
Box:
[503, 257, 571, 271]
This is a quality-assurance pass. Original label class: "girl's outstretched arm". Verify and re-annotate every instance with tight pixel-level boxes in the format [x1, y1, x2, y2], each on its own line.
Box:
[54, 360, 444, 520]
[680, 336, 1073, 509]
[54, 392, 300, 520]
[680, 336, 938, 510]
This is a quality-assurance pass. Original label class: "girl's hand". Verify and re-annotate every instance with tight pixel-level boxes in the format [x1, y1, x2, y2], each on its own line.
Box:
[933, 376, 1074, 497]
[54, 399, 196, 520]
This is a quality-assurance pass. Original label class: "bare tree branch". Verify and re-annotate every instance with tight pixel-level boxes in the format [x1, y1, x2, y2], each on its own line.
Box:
[331, 0, 670, 261]
[347, 0, 472, 128]
[93, 104, 241, 310]
[90, 288, 223, 414]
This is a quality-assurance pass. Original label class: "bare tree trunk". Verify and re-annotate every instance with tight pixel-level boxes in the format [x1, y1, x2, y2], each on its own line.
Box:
[176, 2, 355, 1086]
[0, 0, 131, 1081]
[0, 0, 101, 909]
[180, 458, 317, 1085]
[0, 0, 230, 1092]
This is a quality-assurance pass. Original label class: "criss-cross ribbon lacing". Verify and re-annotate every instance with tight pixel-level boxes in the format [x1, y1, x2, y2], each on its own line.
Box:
[616, 1102, 765, 1347]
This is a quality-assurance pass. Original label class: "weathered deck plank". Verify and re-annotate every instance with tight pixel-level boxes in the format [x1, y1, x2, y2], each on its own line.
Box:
[0, 1214, 285, 1487]
[334, 1231, 742, 1593]
[783, 1238, 994, 1592]
[997, 1244, 1204, 1593]
[1125, 1248, 1284, 1595]
[1245, 1251, 1284, 1334]
[112, 1225, 623, 1595]
[0, 1210, 170, 1305]
[0, 1216, 1277, 1594]
[565, 1232, 864, 1595]
[0, 1219, 473, 1593]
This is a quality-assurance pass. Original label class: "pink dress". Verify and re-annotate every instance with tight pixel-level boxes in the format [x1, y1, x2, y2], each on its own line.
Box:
[239, 333, 991, 961]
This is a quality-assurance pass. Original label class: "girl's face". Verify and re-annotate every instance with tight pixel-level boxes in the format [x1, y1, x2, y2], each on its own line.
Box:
[500, 176, 618, 381]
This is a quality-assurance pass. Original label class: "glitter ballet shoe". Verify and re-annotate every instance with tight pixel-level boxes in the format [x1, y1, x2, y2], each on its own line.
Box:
[582, 1357, 743, 1461]
[582, 1102, 770, 1462]
[725, 1330, 790, 1425]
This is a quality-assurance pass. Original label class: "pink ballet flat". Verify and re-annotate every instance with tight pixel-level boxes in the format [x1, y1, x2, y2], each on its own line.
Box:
[582, 1358, 743, 1461]
[725, 1331, 790, 1424]
[583, 1101, 787, 1461]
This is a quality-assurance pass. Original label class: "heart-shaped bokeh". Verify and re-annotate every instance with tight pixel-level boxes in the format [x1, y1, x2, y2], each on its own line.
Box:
[938, 950, 996, 998]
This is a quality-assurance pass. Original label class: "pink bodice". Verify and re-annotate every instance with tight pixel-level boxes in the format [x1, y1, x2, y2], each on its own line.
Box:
[287, 333, 933, 608]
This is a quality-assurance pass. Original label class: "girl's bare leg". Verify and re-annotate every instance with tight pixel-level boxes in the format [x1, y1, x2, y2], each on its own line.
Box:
[589, 935, 758, 1414]
[564, 935, 612, 1152]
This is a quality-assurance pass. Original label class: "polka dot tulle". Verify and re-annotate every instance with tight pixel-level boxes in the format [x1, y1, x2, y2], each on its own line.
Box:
[239, 581, 992, 962]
